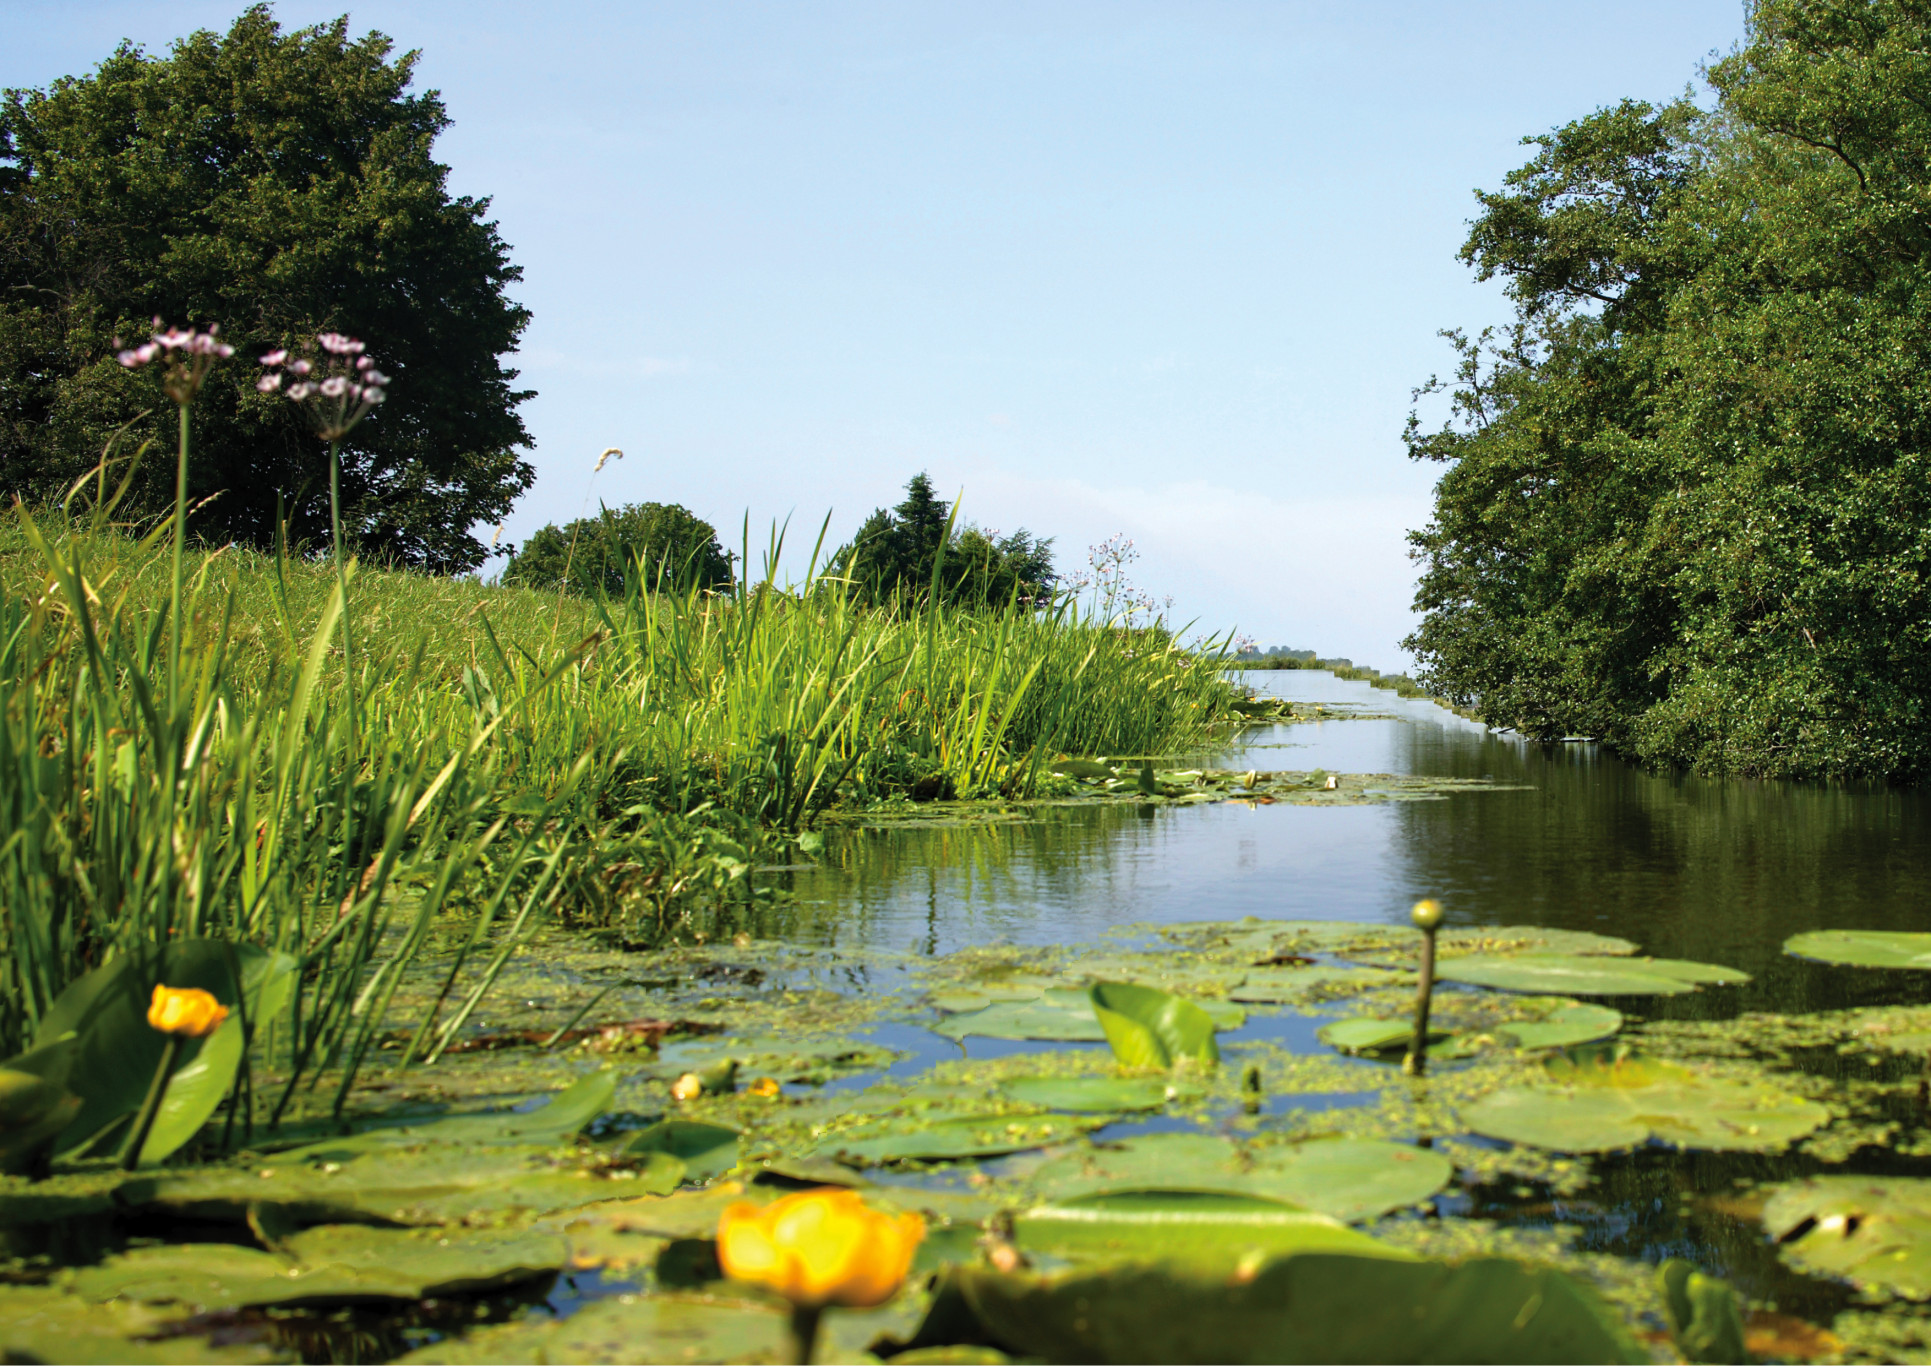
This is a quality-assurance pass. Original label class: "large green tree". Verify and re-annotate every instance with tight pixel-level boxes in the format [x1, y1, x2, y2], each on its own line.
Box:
[501, 502, 733, 597]
[0, 6, 532, 572]
[839, 473, 1056, 607]
[1408, 0, 1931, 781]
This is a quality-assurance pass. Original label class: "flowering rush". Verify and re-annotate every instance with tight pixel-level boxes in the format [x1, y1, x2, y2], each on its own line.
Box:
[258, 332, 389, 441]
[116, 319, 234, 403]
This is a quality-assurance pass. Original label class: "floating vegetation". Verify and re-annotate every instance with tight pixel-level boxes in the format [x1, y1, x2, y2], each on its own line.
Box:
[6, 917, 1931, 1361]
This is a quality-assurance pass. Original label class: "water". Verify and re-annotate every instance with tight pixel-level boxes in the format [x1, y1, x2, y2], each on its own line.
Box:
[785, 670, 1931, 1010]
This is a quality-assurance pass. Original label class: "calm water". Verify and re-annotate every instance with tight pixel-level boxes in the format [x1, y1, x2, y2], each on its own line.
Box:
[784, 670, 1931, 1013]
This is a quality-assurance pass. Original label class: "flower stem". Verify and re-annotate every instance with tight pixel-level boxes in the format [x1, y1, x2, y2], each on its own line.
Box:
[1403, 924, 1439, 1077]
[121, 1034, 183, 1171]
[328, 439, 359, 760]
[169, 402, 189, 710]
[786, 1304, 824, 1365]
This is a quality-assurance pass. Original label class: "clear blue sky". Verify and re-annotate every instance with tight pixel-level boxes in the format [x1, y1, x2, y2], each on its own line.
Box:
[11, 2, 1747, 665]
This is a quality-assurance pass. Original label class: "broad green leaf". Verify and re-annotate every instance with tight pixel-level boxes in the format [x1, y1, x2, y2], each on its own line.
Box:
[1029, 1133, 1450, 1223]
[0, 1284, 278, 1364]
[1462, 1052, 1829, 1154]
[615, 1119, 739, 1182]
[0, 1039, 84, 1175]
[814, 1113, 1096, 1165]
[278, 1069, 617, 1160]
[396, 1289, 790, 1363]
[1495, 1001, 1624, 1049]
[1437, 953, 1745, 997]
[1762, 1176, 1931, 1300]
[943, 1254, 1647, 1363]
[1784, 930, 1931, 970]
[1014, 1191, 1411, 1267]
[1088, 981, 1219, 1070]
[137, 1013, 244, 1167]
[1658, 1258, 1749, 1364]
[121, 1142, 682, 1225]
[1318, 1018, 1429, 1054]
[998, 1076, 1172, 1112]
[1232, 965, 1406, 1004]
[71, 1226, 567, 1309]
[931, 990, 1107, 1042]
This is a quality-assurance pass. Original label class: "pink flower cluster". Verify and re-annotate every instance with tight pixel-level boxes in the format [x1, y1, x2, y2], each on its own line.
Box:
[115, 319, 235, 403]
[258, 333, 389, 441]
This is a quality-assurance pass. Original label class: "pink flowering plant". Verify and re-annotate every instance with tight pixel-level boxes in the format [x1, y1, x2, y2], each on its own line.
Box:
[114, 320, 235, 698]
[256, 332, 392, 758]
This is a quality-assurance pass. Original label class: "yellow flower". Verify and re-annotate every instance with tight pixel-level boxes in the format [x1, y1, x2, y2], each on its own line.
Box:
[717, 1187, 924, 1308]
[671, 1072, 704, 1102]
[146, 985, 229, 1039]
[747, 1076, 782, 1098]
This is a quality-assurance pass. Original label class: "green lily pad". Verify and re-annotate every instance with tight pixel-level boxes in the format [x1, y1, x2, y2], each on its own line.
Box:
[1462, 1052, 1829, 1154]
[1437, 954, 1747, 997]
[1069, 958, 1249, 997]
[0, 1284, 280, 1364]
[1785, 930, 1931, 970]
[1014, 1191, 1410, 1267]
[1231, 965, 1407, 1005]
[122, 1142, 683, 1225]
[1029, 1133, 1451, 1223]
[278, 1070, 617, 1160]
[71, 1225, 567, 1309]
[1494, 1001, 1624, 1049]
[614, 1119, 740, 1183]
[1762, 1176, 1931, 1300]
[998, 1076, 1173, 1112]
[399, 1289, 787, 1363]
[932, 990, 1108, 1042]
[1089, 982, 1219, 1070]
[814, 1113, 1096, 1165]
[939, 1254, 1646, 1363]
[1658, 1258, 1749, 1365]
[1318, 1018, 1433, 1054]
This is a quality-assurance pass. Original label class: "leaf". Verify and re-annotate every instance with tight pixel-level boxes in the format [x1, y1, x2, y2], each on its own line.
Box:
[997, 1076, 1173, 1112]
[1028, 1133, 1451, 1223]
[121, 1142, 683, 1226]
[1437, 953, 1746, 997]
[614, 1119, 739, 1182]
[1088, 981, 1219, 1070]
[813, 1113, 1096, 1165]
[1013, 1192, 1411, 1267]
[1231, 965, 1406, 1004]
[1784, 929, 1931, 970]
[137, 1013, 244, 1167]
[941, 1254, 1648, 1363]
[0, 1284, 279, 1364]
[931, 990, 1108, 1043]
[1462, 1051, 1829, 1154]
[1762, 1176, 1931, 1300]
[1658, 1258, 1749, 1364]
[277, 1069, 617, 1160]
[1318, 1018, 1433, 1054]
[1495, 1001, 1624, 1050]
[70, 1226, 567, 1309]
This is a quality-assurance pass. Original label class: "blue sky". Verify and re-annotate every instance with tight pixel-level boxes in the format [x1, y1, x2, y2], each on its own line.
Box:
[11, 2, 1746, 665]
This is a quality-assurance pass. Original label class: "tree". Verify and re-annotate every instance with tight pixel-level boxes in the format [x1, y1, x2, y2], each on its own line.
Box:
[0, 7, 532, 572]
[838, 473, 1056, 607]
[501, 502, 732, 597]
[1407, 0, 1931, 781]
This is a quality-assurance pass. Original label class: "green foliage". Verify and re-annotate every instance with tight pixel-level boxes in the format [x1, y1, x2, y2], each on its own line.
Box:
[1407, 0, 1931, 779]
[838, 473, 1057, 607]
[0, 7, 532, 573]
[500, 501, 733, 596]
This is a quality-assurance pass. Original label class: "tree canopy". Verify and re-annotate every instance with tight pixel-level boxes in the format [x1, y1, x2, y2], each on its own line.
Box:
[501, 502, 733, 596]
[838, 473, 1057, 608]
[1407, 0, 1931, 782]
[0, 6, 532, 572]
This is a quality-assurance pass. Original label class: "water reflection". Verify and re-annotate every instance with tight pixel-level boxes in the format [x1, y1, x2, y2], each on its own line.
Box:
[783, 671, 1931, 1009]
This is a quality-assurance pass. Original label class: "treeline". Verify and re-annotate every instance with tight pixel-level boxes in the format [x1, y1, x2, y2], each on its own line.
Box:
[1408, 0, 1931, 781]
[506, 472, 1056, 608]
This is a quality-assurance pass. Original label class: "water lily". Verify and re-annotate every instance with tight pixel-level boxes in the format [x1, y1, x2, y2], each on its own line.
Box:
[147, 985, 229, 1038]
[718, 1187, 924, 1361]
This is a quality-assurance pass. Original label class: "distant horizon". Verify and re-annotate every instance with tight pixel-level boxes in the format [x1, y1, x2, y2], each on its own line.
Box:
[9, 1, 1747, 669]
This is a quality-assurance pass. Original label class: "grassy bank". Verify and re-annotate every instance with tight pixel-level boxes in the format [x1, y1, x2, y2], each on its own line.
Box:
[0, 512, 1244, 1074]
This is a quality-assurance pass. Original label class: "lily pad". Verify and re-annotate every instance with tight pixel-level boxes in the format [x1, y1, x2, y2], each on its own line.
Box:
[122, 1142, 683, 1225]
[1437, 954, 1747, 997]
[1029, 1133, 1451, 1222]
[998, 1076, 1173, 1112]
[1494, 1001, 1624, 1050]
[1784, 930, 1931, 970]
[1462, 1052, 1829, 1154]
[932, 990, 1108, 1043]
[71, 1226, 567, 1309]
[1762, 1176, 1931, 1300]
[0, 1284, 279, 1364]
[614, 1119, 740, 1183]
[1013, 1191, 1410, 1267]
[1232, 965, 1407, 1005]
[1089, 982, 1219, 1070]
[939, 1254, 1647, 1363]
[278, 1070, 617, 1160]
[814, 1113, 1096, 1165]
[1318, 1018, 1432, 1055]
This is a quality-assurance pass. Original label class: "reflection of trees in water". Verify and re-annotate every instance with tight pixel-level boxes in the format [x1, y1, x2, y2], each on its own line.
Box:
[778, 806, 1171, 955]
[1387, 724, 1931, 1014]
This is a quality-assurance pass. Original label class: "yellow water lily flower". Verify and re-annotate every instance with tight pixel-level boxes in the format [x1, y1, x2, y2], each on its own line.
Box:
[717, 1187, 924, 1308]
[146, 985, 228, 1039]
